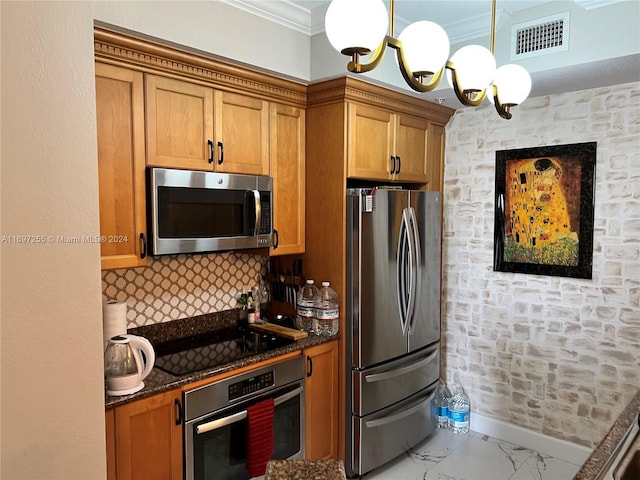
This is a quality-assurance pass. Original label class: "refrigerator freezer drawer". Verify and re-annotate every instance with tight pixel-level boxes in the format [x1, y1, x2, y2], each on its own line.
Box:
[352, 343, 439, 417]
[351, 381, 438, 477]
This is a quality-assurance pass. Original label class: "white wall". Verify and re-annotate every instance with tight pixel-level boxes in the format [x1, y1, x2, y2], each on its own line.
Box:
[0, 2, 308, 479]
[2, 3, 105, 478]
[442, 82, 640, 448]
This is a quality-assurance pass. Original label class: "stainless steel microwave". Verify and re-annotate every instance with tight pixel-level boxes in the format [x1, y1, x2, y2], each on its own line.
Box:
[147, 168, 273, 255]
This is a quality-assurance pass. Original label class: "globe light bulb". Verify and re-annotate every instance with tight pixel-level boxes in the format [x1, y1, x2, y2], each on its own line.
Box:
[325, 0, 388, 55]
[398, 21, 450, 75]
[447, 45, 496, 93]
[490, 64, 532, 106]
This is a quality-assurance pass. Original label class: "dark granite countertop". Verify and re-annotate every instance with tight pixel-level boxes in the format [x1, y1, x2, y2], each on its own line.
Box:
[264, 459, 346, 480]
[105, 311, 338, 409]
[573, 389, 640, 480]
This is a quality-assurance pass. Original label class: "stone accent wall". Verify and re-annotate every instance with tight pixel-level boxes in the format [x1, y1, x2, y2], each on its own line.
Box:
[443, 81, 639, 448]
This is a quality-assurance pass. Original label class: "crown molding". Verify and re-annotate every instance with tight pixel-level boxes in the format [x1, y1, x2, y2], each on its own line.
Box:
[307, 76, 454, 125]
[220, 0, 629, 44]
[220, 0, 313, 35]
[574, 0, 626, 10]
[220, 0, 502, 46]
[93, 26, 307, 107]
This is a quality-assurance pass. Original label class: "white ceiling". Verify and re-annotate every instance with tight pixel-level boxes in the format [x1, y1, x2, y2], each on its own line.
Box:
[224, 0, 640, 108]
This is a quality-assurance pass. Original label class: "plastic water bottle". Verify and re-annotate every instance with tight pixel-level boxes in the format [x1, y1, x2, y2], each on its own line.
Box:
[430, 381, 451, 429]
[448, 384, 470, 434]
[313, 281, 339, 336]
[296, 280, 319, 333]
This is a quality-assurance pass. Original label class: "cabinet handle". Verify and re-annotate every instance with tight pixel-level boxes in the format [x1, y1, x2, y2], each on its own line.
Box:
[175, 398, 183, 425]
[272, 229, 279, 249]
[390, 156, 396, 175]
[139, 233, 147, 259]
[395, 155, 401, 174]
[207, 140, 214, 164]
[306, 355, 313, 377]
[217, 141, 224, 165]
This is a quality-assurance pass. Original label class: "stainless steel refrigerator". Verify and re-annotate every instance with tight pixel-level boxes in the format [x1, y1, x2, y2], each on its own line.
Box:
[345, 188, 441, 477]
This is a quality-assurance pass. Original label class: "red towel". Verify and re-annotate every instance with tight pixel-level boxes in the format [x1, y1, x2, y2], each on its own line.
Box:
[245, 397, 275, 478]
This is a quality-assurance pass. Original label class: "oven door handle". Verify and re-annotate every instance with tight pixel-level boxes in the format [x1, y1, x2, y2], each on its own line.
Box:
[195, 385, 304, 435]
[273, 385, 303, 406]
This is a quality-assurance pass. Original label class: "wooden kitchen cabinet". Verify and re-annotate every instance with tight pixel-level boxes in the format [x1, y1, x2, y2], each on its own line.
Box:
[95, 62, 148, 270]
[112, 388, 183, 480]
[145, 75, 269, 175]
[270, 103, 305, 255]
[395, 113, 434, 182]
[145, 74, 214, 170]
[106, 409, 116, 480]
[347, 103, 394, 182]
[347, 102, 434, 184]
[214, 90, 269, 175]
[305, 340, 339, 459]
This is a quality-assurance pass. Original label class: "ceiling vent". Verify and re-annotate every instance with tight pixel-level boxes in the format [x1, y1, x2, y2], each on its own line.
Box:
[511, 12, 570, 60]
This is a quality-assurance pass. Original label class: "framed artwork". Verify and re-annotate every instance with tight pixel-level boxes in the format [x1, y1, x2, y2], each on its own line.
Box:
[493, 142, 596, 279]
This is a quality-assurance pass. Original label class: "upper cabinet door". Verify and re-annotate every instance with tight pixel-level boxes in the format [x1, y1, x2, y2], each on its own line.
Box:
[346, 103, 434, 184]
[214, 91, 269, 175]
[393, 114, 430, 183]
[270, 103, 305, 256]
[95, 63, 148, 270]
[347, 103, 394, 182]
[145, 75, 214, 170]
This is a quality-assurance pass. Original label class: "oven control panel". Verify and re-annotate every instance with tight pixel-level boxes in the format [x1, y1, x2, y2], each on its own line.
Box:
[228, 370, 274, 401]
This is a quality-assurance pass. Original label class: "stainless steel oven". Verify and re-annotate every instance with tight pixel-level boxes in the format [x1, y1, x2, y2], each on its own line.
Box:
[183, 356, 305, 480]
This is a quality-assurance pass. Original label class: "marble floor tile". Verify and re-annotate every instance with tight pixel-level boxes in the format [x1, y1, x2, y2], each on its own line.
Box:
[362, 429, 581, 480]
[510, 453, 582, 480]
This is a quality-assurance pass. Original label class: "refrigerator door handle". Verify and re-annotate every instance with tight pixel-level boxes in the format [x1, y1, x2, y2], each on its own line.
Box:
[364, 348, 439, 383]
[364, 382, 437, 428]
[396, 210, 410, 335]
[404, 208, 418, 334]
[407, 206, 422, 333]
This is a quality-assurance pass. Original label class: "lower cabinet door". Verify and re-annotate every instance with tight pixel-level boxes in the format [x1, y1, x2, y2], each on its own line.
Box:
[106, 409, 116, 480]
[304, 340, 339, 459]
[114, 388, 183, 480]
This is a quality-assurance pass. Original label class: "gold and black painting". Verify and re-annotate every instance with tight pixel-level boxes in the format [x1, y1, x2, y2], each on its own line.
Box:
[494, 142, 596, 279]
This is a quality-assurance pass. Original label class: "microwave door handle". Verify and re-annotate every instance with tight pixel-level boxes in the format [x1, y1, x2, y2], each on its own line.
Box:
[252, 189, 261, 236]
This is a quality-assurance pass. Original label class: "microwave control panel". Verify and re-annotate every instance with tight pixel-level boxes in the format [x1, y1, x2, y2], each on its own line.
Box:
[259, 193, 272, 234]
[228, 370, 274, 401]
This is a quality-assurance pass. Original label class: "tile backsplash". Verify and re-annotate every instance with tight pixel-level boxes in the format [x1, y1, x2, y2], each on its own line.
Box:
[102, 252, 268, 328]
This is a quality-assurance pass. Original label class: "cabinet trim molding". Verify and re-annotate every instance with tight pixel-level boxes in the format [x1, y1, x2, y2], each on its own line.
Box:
[307, 77, 454, 125]
[94, 25, 307, 108]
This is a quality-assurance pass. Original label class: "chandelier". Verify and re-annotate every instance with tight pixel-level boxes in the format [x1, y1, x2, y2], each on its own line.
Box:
[324, 0, 532, 119]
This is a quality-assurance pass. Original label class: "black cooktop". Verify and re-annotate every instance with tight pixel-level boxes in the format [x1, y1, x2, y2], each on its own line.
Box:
[152, 324, 295, 376]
